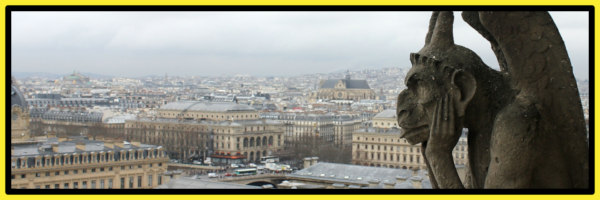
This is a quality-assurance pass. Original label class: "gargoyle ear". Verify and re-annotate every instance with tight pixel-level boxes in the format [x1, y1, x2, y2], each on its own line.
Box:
[450, 69, 476, 117]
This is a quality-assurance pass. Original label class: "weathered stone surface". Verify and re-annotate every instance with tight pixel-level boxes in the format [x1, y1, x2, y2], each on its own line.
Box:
[396, 11, 588, 189]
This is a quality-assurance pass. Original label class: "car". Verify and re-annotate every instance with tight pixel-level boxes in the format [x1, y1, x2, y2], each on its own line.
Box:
[248, 163, 257, 167]
[230, 164, 239, 168]
[225, 173, 232, 177]
[208, 173, 218, 178]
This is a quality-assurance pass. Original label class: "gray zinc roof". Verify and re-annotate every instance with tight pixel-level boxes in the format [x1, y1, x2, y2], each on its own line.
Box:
[373, 109, 397, 119]
[12, 138, 161, 157]
[290, 162, 430, 188]
[156, 177, 260, 189]
[320, 79, 371, 89]
[160, 101, 255, 112]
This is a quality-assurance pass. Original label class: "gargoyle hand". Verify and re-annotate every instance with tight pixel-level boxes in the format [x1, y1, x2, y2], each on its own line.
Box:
[427, 92, 462, 153]
[424, 91, 464, 189]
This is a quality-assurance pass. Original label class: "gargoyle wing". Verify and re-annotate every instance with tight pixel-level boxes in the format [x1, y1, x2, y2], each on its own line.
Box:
[462, 11, 588, 188]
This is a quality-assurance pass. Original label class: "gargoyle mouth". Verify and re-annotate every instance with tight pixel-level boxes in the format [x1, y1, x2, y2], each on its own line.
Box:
[400, 125, 429, 144]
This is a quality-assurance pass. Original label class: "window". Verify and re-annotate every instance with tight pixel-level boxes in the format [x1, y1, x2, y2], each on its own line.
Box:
[55, 171, 59, 176]
[11, 175, 15, 179]
[109, 167, 113, 171]
[100, 179, 105, 189]
[100, 167, 105, 172]
[73, 170, 78, 174]
[54, 184, 59, 189]
[64, 183, 69, 189]
[138, 176, 142, 188]
[73, 182, 78, 189]
[82, 181, 87, 189]
[109, 179, 113, 189]
[158, 163, 162, 167]
[45, 172, 50, 176]
[91, 181, 96, 189]
[91, 168, 96, 173]
[120, 178, 125, 189]
[35, 173, 41, 177]
[21, 174, 26, 178]
[158, 176, 162, 185]
[148, 175, 153, 187]
[129, 177, 134, 188]
[138, 165, 142, 168]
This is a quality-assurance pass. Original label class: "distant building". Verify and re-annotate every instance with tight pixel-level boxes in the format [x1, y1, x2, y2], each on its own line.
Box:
[10, 137, 169, 189]
[62, 71, 90, 85]
[317, 73, 375, 102]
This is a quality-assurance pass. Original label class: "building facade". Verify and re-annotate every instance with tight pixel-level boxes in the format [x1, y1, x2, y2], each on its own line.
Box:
[352, 110, 468, 169]
[126, 101, 285, 165]
[11, 137, 169, 189]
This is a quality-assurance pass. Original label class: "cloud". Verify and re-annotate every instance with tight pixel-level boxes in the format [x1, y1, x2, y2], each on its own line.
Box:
[11, 11, 589, 79]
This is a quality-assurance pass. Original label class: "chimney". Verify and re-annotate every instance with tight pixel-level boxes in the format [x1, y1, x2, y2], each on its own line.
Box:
[411, 168, 419, 176]
[311, 157, 319, 166]
[395, 175, 407, 183]
[410, 176, 422, 189]
[131, 141, 141, 147]
[115, 141, 125, 148]
[172, 171, 182, 180]
[161, 174, 171, 185]
[368, 179, 380, 188]
[104, 142, 115, 149]
[383, 180, 395, 189]
[303, 157, 312, 169]
[76, 142, 86, 151]
[52, 144, 60, 153]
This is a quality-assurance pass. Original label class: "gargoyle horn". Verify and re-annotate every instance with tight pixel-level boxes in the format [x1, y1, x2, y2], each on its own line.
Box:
[425, 11, 455, 49]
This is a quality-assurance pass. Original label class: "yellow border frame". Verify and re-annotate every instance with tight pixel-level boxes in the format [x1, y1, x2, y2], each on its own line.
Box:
[1, 1, 597, 200]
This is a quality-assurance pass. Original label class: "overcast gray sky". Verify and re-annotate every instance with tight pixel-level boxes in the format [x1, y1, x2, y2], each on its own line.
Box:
[11, 11, 589, 79]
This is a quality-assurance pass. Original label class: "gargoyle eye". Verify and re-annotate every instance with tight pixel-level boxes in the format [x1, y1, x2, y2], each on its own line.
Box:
[407, 74, 419, 88]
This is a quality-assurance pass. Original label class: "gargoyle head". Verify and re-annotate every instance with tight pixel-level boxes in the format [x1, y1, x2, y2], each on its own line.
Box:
[396, 11, 485, 144]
